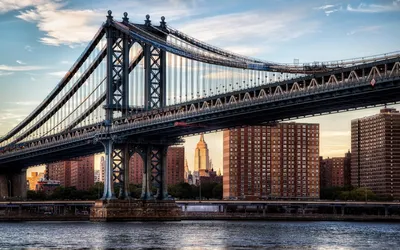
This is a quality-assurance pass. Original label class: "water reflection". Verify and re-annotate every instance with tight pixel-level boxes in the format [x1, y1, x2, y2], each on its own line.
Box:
[0, 221, 399, 249]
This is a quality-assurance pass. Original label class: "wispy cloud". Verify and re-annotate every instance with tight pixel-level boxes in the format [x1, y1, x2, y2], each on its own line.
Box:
[24, 45, 33, 52]
[177, 9, 319, 55]
[347, 1, 400, 13]
[347, 25, 381, 36]
[48, 71, 67, 77]
[16, 60, 26, 65]
[314, 4, 342, 16]
[60, 60, 70, 64]
[31, 76, 36, 81]
[0, 71, 14, 76]
[0, 64, 45, 71]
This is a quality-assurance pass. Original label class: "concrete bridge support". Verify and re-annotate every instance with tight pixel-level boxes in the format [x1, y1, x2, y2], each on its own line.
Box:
[0, 169, 27, 199]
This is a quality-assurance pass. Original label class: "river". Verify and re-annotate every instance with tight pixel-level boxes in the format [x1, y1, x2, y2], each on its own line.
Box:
[0, 221, 399, 249]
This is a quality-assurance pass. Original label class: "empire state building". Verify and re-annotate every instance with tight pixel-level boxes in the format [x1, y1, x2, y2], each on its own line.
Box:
[194, 134, 210, 177]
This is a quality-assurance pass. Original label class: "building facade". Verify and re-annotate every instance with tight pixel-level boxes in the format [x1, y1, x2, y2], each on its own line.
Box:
[129, 147, 185, 186]
[320, 152, 351, 188]
[223, 123, 320, 199]
[47, 161, 71, 187]
[351, 108, 400, 198]
[27, 172, 45, 190]
[70, 155, 95, 191]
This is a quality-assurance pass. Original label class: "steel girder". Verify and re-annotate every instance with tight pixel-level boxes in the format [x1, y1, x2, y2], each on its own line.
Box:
[144, 44, 166, 110]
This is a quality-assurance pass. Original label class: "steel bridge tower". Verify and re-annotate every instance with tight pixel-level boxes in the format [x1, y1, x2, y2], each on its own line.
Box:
[100, 11, 172, 201]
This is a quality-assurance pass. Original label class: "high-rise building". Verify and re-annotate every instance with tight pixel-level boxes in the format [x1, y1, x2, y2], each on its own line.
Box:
[27, 172, 45, 190]
[166, 147, 185, 185]
[194, 134, 210, 177]
[184, 159, 190, 183]
[94, 170, 101, 183]
[47, 161, 71, 187]
[70, 155, 95, 191]
[223, 123, 320, 199]
[129, 147, 185, 185]
[351, 108, 400, 198]
[320, 152, 351, 188]
[129, 153, 144, 184]
[100, 156, 105, 182]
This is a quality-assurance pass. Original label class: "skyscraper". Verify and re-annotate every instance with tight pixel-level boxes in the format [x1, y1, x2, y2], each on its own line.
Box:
[351, 108, 400, 198]
[223, 123, 320, 199]
[194, 134, 210, 178]
[184, 159, 190, 183]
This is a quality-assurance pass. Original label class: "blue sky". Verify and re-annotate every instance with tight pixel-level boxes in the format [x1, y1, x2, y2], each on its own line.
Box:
[0, 0, 399, 173]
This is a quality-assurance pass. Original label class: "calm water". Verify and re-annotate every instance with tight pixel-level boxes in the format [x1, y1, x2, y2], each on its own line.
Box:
[0, 221, 399, 249]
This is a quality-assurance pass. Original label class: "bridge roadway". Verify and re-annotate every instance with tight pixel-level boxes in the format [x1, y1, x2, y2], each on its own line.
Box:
[0, 56, 399, 168]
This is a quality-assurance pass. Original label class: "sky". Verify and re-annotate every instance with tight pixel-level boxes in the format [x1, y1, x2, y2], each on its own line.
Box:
[0, 0, 399, 174]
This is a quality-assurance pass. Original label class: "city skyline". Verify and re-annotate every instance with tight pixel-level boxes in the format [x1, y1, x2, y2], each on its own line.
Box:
[0, 0, 399, 174]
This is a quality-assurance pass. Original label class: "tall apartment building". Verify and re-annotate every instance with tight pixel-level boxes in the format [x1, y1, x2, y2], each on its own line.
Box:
[223, 123, 320, 199]
[351, 108, 400, 198]
[320, 151, 351, 188]
[129, 147, 185, 185]
[47, 161, 71, 187]
[70, 155, 95, 191]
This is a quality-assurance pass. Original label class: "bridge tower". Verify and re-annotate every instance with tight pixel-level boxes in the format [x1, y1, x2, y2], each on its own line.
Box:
[100, 11, 171, 202]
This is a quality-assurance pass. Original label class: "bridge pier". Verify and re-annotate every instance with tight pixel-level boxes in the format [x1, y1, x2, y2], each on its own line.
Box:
[0, 169, 27, 200]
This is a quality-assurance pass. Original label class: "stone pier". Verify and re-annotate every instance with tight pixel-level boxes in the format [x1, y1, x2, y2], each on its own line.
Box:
[90, 199, 181, 221]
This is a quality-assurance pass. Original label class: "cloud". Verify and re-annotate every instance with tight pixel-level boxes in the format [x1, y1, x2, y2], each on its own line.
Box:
[321, 131, 351, 137]
[0, 0, 48, 14]
[347, 25, 381, 36]
[7, 101, 40, 106]
[16, 60, 26, 65]
[60, 60, 70, 64]
[12, 0, 202, 47]
[0, 71, 14, 76]
[24, 45, 33, 52]
[0, 64, 45, 71]
[31, 76, 36, 81]
[347, 2, 400, 13]
[314, 4, 342, 16]
[48, 71, 67, 77]
[176, 9, 319, 56]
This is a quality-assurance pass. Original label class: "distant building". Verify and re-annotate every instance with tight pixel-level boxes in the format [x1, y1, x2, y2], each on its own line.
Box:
[94, 170, 101, 183]
[100, 156, 105, 183]
[70, 155, 95, 191]
[184, 159, 190, 183]
[129, 147, 185, 185]
[351, 108, 400, 198]
[199, 169, 223, 185]
[166, 147, 185, 185]
[320, 151, 351, 188]
[223, 123, 320, 200]
[47, 161, 71, 187]
[194, 134, 210, 178]
[129, 153, 144, 185]
[27, 172, 45, 190]
[36, 179, 60, 194]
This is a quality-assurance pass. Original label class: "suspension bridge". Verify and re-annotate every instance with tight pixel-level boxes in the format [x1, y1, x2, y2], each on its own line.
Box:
[0, 11, 399, 204]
